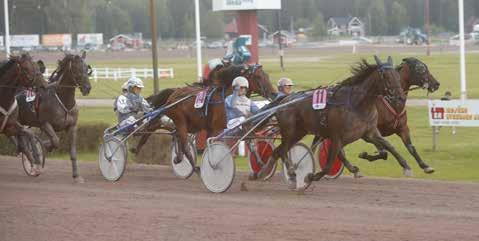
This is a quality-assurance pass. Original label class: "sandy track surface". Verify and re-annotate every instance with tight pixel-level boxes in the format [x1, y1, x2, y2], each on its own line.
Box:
[1, 156, 479, 241]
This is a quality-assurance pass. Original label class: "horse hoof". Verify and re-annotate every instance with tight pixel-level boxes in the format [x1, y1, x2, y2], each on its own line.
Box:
[353, 171, 364, 178]
[424, 167, 435, 174]
[173, 157, 182, 164]
[30, 166, 41, 177]
[240, 182, 248, 191]
[73, 176, 85, 184]
[288, 177, 297, 190]
[358, 152, 368, 159]
[403, 169, 413, 177]
[248, 173, 258, 181]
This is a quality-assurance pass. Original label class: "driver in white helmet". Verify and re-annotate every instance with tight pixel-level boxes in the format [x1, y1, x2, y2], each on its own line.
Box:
[275, 77, 294, 100]
[115, 77, 153, 128]
[225, 76, 259, 129]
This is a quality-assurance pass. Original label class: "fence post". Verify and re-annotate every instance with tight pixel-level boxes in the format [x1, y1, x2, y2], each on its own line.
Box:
[105, 67, 109, 79]
[131, 68, 136, 78]
[93, 69, 98, 82]
[170, 68, 174, 78]
[144, 68, 148, 79]
[432, 126, 437, 151]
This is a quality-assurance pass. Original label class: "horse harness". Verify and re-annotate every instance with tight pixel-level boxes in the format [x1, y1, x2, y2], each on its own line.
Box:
[0, 99, 18, 132]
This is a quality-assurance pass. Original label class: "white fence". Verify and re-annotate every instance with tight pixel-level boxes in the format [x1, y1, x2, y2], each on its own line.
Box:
[43, 67, 174, 82]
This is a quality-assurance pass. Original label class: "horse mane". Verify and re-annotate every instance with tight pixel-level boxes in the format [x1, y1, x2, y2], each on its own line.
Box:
[337, 59, 378, 87]
[215, 64, 244, 87]
[0, 54, 32, 80]
[0, 59, 14, 78]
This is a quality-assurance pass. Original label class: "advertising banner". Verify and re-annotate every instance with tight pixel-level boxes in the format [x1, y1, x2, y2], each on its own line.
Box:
[428, 100, 479, 127]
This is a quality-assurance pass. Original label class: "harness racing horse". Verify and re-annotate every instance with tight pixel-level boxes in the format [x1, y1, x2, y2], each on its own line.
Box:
[133, 64, 276, 155]
[312, 57, 441, 177]
[269, 56, 409, 191]
[143, 64, 276, 171]
[0, 53, 47, 173]
[17, 52, 92, 183]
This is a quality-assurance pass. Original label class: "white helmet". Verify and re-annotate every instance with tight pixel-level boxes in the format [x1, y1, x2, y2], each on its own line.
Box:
[127, 77, 144, 89]
[232, 76, 249, 89]
[208, 58, 223, 70]
[277, 77, 294, 87]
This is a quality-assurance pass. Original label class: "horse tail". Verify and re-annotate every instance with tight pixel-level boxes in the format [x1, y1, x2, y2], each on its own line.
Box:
[146, 88, 176, 108]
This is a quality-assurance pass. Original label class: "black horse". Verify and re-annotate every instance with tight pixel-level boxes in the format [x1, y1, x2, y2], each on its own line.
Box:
[0, 53, 46, 174]
[17, 52, 92, 182]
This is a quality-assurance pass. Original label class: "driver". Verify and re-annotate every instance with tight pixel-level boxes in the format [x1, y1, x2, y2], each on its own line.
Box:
[115, 77, 152, 128]
[275, 77, 294, 100]
[225, 76, 259, 129]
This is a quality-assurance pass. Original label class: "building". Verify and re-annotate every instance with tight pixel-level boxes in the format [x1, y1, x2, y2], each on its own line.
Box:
[327, 16, 365, 37]
[109, 33, 143, 50]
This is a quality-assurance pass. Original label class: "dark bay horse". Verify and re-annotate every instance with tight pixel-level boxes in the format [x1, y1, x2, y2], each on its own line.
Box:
[141, 64, 276, 170]
[0, 53, 46, 172]
[17, 52, 92, 183]
[270, 56, 409, 191]
[312, 57, 441, 177]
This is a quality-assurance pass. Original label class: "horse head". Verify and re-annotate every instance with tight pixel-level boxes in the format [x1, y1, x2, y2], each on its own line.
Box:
[401, 57, 440, 93]
[58, 51, 92, 96]
[241, 64, 277, 100]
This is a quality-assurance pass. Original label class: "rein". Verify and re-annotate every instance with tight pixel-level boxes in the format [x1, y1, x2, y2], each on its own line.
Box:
[378, 95, 406, 129]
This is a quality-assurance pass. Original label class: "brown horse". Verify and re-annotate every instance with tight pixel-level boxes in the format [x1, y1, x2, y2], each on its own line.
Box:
[141, 64, 276, 170]
[269, 56, 409, 191]
[17, 52, 92, 182]
[312, 57, 441, 177]
[133, 64, 276, 155]
[0, 53, 46, 168]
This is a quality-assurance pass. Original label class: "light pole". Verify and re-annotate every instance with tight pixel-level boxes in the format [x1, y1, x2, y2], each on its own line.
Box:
[194, 0, 202, 81]
[458, 0, 467, 101]
[3, 0, 10, 57]
[149, 0, 159, 94]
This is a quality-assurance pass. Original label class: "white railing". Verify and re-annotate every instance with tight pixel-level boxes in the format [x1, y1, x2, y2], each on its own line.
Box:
[43, 67, 174, 82]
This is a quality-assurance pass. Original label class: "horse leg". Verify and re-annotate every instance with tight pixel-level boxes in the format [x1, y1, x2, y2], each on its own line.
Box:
[131, 132, 151, 155]
[41, 122, 59, 152]
[8, 136, 20, 154]
[358, 141, 388, 162]
[338, 148, 363, 178]
[67, 124, 84, 183]
[364, 129, 413, 177]
[398, 126, 434, 174]
[311, 138, 342, 181]
[174, 124, 196, 171]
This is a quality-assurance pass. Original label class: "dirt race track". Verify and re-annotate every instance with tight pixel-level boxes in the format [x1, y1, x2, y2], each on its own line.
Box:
[1, 156, 479, 241]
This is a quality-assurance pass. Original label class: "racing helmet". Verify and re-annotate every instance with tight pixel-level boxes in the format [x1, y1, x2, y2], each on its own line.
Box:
[232, 76, 249, 89]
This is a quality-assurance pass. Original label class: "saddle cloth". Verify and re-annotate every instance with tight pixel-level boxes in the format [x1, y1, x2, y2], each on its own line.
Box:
[194, 89, 208, 109]
[312, 88, 327, 110]
[25, 89, 36, 102]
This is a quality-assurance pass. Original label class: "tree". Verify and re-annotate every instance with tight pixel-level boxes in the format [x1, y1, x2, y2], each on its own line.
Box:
[311, 14, 327, 39]
[389, 1, 408, 35]
[369, 0, 387, 35]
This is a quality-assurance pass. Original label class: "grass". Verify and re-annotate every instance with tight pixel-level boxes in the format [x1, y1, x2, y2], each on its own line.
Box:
[60, 106, 479, 182]
[78, 51, 479, 101]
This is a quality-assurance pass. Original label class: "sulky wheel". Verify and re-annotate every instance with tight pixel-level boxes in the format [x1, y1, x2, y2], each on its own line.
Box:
[98, 136, 127, 182]
[282, 143, 315, 190]
[317, 139, 344, 179]
[200, 141, 235, 193]
[171, 136, 197, 179]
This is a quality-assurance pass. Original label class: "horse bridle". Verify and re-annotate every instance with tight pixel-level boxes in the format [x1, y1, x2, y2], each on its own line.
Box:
[377, 64, 404, 105]
[401, 59, 431, 92]
[242, 64, 272, 100]
[53, 58, 91, 89]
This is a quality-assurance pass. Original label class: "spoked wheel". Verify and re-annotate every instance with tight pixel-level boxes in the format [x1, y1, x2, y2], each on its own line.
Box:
[317, 139, 344, 179]
[282, 143, 315, 190]
[21, 134, 46, 177]
[248, 140, 277, 181]
[171, 135, 197, 179]
[99, 136, 127, 182]
[200, 142, 235, 193]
